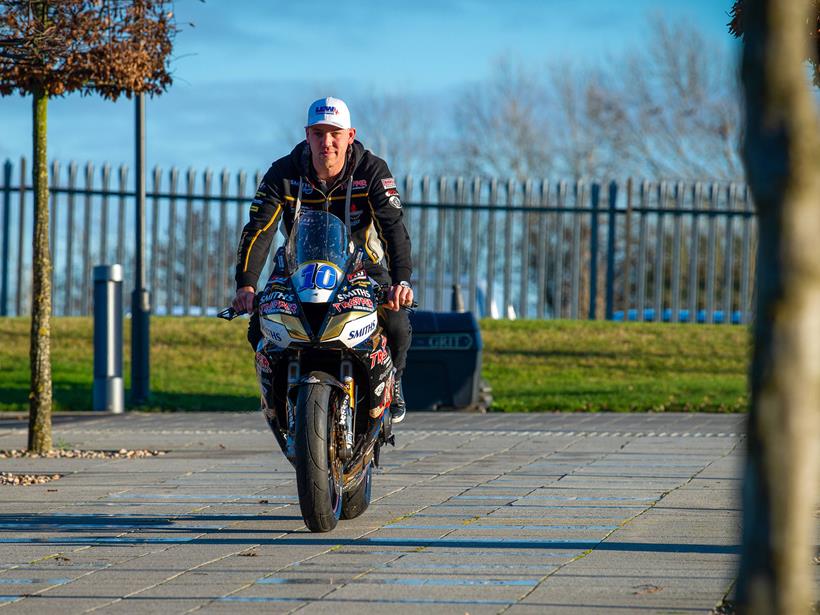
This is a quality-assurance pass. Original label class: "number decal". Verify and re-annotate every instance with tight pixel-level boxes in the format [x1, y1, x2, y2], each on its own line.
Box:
[297, 263, 338, 291]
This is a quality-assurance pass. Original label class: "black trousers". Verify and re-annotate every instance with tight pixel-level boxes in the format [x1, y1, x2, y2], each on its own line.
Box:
[247, 266, 412, 379]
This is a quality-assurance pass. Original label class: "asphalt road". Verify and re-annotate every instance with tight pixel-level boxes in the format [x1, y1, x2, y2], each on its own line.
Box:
[0, 411, 749, 614]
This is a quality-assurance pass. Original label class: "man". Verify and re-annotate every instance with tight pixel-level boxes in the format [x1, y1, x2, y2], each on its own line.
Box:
[233, 96, 413, 423]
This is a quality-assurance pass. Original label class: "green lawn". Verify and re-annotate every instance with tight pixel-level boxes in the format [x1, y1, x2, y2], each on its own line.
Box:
[0, 317, 750, 413]
[481, 320, 749, 412]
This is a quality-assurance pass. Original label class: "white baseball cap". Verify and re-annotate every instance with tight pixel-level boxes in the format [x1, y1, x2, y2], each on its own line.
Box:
[306, 96, 351, 129]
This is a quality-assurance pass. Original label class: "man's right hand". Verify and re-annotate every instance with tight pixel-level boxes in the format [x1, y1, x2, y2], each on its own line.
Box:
[232, 286, 256, 314]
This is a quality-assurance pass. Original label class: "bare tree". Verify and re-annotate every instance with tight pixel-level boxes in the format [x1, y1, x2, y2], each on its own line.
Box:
[737, 0, 820, 613]
[604, 17, 743, 181]
[445, 20, 742, 183]
[0, 0, 176, 453]
[353, 92, 438, 178]
[448, 56, 554, 180]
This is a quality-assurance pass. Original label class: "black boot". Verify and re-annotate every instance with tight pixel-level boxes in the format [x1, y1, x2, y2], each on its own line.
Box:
[390, 379, 406, 424]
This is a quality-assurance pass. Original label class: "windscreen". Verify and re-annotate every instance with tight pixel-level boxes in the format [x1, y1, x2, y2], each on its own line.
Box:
[285, 209, 353, 303]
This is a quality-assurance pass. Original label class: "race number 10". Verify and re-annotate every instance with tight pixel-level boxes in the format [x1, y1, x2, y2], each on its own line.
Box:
[298, 263, 338, 291]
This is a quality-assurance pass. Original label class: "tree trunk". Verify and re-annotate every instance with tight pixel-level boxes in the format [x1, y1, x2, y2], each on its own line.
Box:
[28, 87, 52, 454]
[738, 1, 820, 613]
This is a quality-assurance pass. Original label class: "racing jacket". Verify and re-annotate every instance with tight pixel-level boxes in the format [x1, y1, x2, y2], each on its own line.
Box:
[235, 140, 412, 291]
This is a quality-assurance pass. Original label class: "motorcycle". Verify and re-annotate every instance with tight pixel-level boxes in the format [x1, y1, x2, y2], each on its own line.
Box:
[219, 208, 410, 532]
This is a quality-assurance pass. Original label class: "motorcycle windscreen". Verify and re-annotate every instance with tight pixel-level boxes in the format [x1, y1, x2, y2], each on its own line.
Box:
[286, 210, 354, 303]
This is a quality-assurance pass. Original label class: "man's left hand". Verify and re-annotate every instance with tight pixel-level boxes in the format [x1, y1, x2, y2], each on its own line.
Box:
[386, 283, 414, 311]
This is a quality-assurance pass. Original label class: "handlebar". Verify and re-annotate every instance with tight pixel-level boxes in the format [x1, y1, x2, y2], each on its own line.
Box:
[217, 284, 416, 321]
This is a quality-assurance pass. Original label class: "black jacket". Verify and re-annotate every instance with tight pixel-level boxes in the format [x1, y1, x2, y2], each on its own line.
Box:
[235, 140, 412, 290]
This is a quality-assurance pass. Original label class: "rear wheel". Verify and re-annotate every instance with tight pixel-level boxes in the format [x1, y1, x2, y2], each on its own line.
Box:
[294, 375, 343, 532]
[341, 462, 372, 519]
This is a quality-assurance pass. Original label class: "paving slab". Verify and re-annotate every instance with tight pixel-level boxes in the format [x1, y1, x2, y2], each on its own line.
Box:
[0, 411, 806, 614]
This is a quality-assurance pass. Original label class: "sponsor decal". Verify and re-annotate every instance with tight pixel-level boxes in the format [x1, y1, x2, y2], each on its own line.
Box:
[336, 287, 370, 301]
[381, 178, 396, 190]
[352, 179, 368, 189]
[370, 336, 391, 369]
[259, 300, 298, 315]
[333, 296, 374, 312]
[385, 189, 399, 197]
[374, 382, 385, 396]
[347, 320, 376, 340]
[269, 275, 289, 285]
[388, 196, 402, 209]
[314, 105, 339, 115]
[255, 352, 271, 373]
[259, 289, 294, 302]
[347, 269, 367, 282]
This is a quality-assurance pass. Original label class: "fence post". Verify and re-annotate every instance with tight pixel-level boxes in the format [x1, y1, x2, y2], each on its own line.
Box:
[149, 166, 162, 309]
[81, 163, 94, 315]
[16, 158, 27, 316]
[588, 182, 600, 320]
[93, 264, 124, 414]
[605, 181, 618, 320]
[622, 178, 633, 317]
[469, 177, 481, 314]
[1, 160, 11, 316]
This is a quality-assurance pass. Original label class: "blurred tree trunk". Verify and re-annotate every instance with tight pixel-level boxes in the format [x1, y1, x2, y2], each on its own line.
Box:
[28, 86, 52, 453]
[738, 0, 820, 613]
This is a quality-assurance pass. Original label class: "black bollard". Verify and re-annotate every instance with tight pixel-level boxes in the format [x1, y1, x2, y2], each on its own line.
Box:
[451, 284, 465, 313]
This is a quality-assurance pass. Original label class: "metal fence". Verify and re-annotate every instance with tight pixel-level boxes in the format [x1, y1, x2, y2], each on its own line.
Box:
[0, 157, 757, 323]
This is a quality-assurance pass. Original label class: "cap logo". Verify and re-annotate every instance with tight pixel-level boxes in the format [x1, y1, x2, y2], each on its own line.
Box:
[315, 105, 339, 115]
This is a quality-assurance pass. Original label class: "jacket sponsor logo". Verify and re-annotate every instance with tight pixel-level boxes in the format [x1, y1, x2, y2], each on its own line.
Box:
[352, 179, 368, 189]
[333, 296, 374, 312]
[381, 178, 396, 190]
[289, 178, 313, 194]
[388, 196, 402, 209]
[348, 320, 376, 340]
[385, 189, 399, 197]
[347, 270, 367, 282]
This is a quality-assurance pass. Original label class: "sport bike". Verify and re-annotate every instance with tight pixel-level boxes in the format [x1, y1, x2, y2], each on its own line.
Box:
[219, 209, 408, 532]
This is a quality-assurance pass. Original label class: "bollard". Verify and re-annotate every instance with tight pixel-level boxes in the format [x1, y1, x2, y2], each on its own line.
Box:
[93, 265, 124, 413]
[451, 284, 465, 313]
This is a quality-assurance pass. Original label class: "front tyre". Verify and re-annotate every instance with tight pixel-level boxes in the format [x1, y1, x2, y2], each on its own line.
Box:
[294, 376, 343, 532]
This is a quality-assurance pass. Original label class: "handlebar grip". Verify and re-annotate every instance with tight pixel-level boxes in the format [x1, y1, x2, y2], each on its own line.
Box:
[217, 307, 241, 321]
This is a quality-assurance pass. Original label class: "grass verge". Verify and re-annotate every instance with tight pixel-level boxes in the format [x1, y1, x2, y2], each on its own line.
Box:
[0, 316, 749, 413]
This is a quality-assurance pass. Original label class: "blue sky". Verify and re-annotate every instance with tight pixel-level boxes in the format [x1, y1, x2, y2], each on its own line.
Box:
[0, 0, 738, 175]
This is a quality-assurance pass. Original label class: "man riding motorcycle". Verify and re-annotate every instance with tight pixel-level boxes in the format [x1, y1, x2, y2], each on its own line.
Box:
[233, 96, 413, 423]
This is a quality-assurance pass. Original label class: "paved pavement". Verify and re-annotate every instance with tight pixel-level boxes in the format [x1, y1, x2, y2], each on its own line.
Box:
[0, 412, 747, 614]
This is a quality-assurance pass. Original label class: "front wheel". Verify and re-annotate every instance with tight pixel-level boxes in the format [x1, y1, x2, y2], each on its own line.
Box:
[294, 375, 343, 532]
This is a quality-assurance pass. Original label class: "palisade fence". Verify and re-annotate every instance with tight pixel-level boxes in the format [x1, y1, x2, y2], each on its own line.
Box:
[0, 157, 757, 324]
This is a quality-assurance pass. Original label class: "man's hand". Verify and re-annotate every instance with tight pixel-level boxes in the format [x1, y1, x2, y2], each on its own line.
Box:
[386, 282, 414, 311]
[232, 286, 256, 314]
